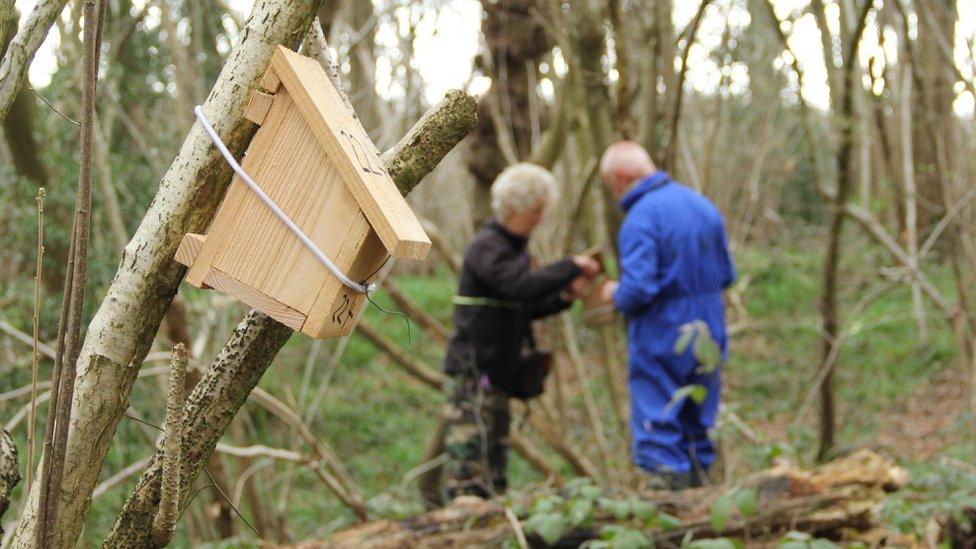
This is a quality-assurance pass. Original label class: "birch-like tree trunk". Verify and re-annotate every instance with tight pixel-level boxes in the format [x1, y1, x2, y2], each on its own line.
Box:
[7, 2, 325, 546]
[104, 89, 478, 546]
[0, 429, 19, 536]
[0, 0, 69, 123]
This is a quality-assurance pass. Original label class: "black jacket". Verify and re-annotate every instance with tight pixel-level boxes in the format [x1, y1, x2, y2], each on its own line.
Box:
[443, 220, 581, 394]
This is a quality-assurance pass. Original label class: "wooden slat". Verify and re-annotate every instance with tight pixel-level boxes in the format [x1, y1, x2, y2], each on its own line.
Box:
[174, 233, 206, 268]
[203, 268, 306, 331]
[259, 65, 281, 93]
[185, 89, 295, 286]
[269, 46, 431, 261]
[211, 101, 363, 316]
[303, 217, 388, 338]
[243, 91, 275, 125]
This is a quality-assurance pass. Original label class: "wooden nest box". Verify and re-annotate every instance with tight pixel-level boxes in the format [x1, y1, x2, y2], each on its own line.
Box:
[176, 46, 430, 338]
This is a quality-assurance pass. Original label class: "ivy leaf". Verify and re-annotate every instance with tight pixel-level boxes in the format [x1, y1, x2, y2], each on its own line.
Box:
[656, 512, 681, 531]
[524, 512, 569, 546]
[689, 539, 740, 549]
[607, 528, 653, 549]
[674, 326, 696, 354]
[693, 333, 721, 372]
[629, 498, 657, 522]
[732, 487, 758, 517]
[600, 524, 626, 540]
[531, 496, 560, 515]
[580, 484, 603, 501]
[599, 497, 632, 520]
[569, 498, 595, 527]
[666, 384, 708, 413]
[709, 493, 732, 533]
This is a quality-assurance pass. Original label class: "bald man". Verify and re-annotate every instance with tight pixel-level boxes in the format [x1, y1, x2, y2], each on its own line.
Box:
[599, 142, 735, 489]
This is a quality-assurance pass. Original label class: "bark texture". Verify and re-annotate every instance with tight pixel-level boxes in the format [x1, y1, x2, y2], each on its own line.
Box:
[381, 89, 477, 194]
[151, 345, 187, 547]
[0, 8, 48, 188]
[0, 0, 69, 122]
[462, 0, 549, 218]
[8, 2, 325, 546]
[0, 429, 19, 536]
[817, 1, 872, 459]
[103, 89, 478, 546]
[912, 0, 957, 228]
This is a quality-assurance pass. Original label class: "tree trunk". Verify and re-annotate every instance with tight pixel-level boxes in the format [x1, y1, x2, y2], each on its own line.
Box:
[912, 0, 957, 231]
[0, 0, 69, 123]
[0, 11, 47, 187]
[2, 86, 48, 186]
[345, 0, 379, 134]
[816, 1, 872, 460]
[8, 2, 326, 546]
[462, 0, 549, 221]
[103, 89, 478, 546]
[0, 429, 19, 536]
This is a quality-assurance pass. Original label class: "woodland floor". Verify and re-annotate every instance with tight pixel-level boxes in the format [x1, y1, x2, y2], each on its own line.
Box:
[876, 361, 969, 460]
[5, 232, 975, 546]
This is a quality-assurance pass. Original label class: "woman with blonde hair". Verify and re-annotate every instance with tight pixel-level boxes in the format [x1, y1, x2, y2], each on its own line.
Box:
[441, 163, 599, 500]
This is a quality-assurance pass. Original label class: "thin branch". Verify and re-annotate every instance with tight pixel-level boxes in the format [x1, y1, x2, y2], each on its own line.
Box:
[357, 321, 447, 389]
[201, 467, 259, 536]
[0, 0, 70, 121]
[36, 2, 106, 544]
[0, 319, 55, 358]
[27, 188, 45, 492]
[92, 457, 152, 499]
[152, 344, 188, 546]
[418, 217, 462, 274]
[559, 314, 612, 484]
[505, 506, 530, 549]
[248, 387, 367, 520]
[383, 280, 449, 344]
[29, 86, 80, 126]
[214, 443, 306, 463]
[664, 0, 714, 172]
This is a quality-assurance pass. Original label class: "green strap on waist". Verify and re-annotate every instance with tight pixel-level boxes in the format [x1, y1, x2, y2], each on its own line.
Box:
[452, 295, 522, 309]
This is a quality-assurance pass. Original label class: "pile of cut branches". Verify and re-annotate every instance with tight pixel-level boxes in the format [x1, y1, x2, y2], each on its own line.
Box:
[286, 450, 916, 548]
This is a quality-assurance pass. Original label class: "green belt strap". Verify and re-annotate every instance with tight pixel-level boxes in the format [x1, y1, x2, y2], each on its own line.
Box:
[451, 295, 522, 309]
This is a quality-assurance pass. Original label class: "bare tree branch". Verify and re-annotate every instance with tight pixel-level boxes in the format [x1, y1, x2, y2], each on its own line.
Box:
[0, 0, 69, 122]
[10, 2, 328, 546]
[103, 88, 478, 546]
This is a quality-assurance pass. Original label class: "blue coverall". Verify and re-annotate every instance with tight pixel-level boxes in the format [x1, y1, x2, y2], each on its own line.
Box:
[613, 171, 736, 475]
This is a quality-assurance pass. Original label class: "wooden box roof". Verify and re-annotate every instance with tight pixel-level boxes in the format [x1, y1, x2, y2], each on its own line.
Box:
[268, 46, 430, 261]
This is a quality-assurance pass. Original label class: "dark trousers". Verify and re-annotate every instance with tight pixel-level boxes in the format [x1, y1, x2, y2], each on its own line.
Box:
[442, 373, 511, 499]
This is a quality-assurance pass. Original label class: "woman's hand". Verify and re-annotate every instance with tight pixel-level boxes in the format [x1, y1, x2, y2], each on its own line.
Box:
[560, 275, 592, 302]
[572, 255, 601, 279]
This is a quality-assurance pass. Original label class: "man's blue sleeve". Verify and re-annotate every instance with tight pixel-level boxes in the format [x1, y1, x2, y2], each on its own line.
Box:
[718, 220, 736, 289]
[614, 219, 660, 316]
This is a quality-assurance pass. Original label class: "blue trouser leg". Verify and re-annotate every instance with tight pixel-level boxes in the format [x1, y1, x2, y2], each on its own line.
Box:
[678, 368, 720, 470]
[629, 354, 691, 474]
[630, 350, 722, 474]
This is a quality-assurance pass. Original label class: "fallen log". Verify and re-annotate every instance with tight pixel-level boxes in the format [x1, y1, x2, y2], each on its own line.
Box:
[282, 449, 911, 548]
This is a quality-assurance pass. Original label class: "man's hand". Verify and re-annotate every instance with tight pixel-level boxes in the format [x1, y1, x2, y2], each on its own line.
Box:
[599, 280, 619, 304]
[572, 255, 601, 279]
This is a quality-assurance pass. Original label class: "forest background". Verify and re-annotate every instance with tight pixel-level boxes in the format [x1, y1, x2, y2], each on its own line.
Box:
[1, 0, 976, 546]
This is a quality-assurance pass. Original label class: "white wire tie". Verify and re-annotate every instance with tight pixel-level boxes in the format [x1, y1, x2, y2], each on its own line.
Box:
[193, 105, 376, 295]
